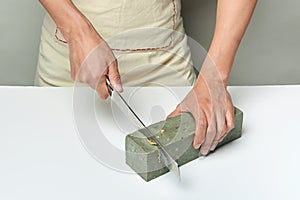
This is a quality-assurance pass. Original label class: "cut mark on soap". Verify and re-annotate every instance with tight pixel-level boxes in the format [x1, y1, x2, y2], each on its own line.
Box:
[148, 139, 157, 146]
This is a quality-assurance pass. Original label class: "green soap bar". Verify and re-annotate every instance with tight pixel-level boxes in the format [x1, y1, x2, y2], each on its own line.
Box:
[125, 107, 243, 182]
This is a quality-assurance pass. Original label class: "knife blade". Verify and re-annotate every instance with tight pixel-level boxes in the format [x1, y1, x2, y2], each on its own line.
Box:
[105, 76, 181, 180]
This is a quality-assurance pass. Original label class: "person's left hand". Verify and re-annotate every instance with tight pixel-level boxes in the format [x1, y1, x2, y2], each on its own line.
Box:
[168, 75, 235, 156]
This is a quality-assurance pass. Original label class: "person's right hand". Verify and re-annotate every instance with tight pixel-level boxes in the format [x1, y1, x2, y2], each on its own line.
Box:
[63, 21, 123, 99]
[39, 0, 122, 98]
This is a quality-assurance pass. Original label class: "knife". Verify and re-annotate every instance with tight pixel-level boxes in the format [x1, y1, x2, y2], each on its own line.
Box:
[105, 76, 181, 180]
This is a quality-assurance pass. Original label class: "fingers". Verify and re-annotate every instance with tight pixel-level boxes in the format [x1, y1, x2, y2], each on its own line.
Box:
[225, 99, 235, 133]
[193, 111, 208, 149]
[167, 89, 233, 156]
[95, 69, 110, 100]
[216, 96, 235, 144]
[168, 100, 209, 150]
[210, 123, 227, 151]
[167, 104, 183, 118]
[70, 64, 76, 81]
[199, 118, 217, 155]
[218, 106, 235, 143]
[108, 59, 123, 92]
[68, 34, 122, 99]
[209, 92, 235, 151]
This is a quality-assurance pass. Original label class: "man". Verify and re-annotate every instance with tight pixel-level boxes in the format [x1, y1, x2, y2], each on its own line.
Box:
[36, 0, 257, 155]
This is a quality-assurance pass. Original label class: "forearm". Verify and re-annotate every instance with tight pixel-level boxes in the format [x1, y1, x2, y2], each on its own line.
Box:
[207, 0, 257, 85]
[39, 0, 94, 42]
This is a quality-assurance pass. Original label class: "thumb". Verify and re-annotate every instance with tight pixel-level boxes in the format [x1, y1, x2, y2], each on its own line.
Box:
[108, 60, 123, 92]
[167, 104, 183, 118]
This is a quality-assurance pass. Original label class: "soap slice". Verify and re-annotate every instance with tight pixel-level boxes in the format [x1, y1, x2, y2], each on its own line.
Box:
[125, 107, 243, 182]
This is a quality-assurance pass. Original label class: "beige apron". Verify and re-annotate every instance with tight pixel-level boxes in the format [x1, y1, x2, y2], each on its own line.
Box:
[35, 0, 196, 87]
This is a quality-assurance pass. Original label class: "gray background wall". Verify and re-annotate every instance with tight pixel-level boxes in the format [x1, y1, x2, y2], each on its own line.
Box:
[0, 0, 299, 86]
[0, 1, 44, 86]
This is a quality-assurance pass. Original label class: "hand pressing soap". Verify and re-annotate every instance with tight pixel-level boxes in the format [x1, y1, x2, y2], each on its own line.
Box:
[125, 107, 243, 182]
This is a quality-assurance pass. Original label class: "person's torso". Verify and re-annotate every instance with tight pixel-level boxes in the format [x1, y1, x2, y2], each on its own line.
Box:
[71, 0, 184, 50]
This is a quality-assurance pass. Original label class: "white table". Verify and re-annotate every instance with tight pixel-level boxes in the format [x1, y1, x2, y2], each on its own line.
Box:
[0, 86, 299, 200]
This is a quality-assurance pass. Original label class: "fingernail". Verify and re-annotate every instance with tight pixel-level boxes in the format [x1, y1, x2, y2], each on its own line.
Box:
[210, 142, 218, 151]
[200, 148, 209, 156]
[115, 84, 123, 92]
[210, 145, 217, 151]
[194, 144, 201, 149]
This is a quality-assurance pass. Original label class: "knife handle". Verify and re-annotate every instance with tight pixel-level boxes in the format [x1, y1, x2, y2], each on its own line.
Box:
[105, 75, 113, 96]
